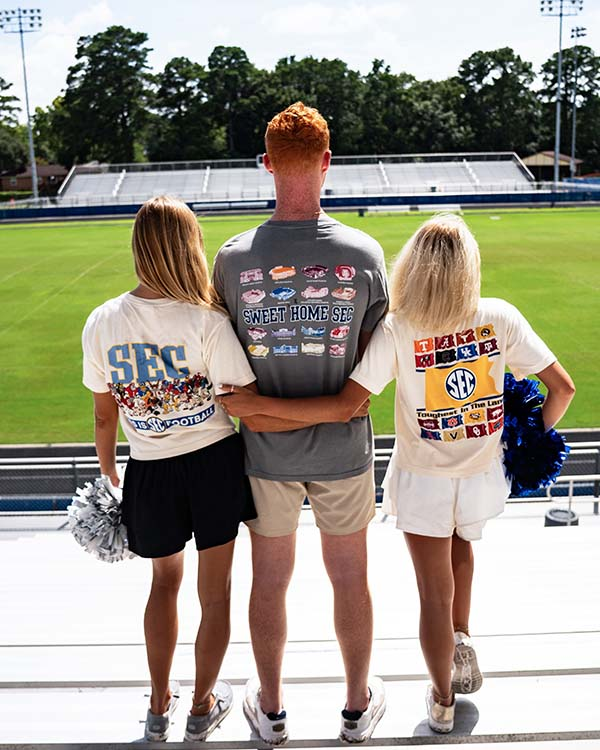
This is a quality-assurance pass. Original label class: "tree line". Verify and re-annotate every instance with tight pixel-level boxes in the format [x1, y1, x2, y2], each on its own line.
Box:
[0, 25, 599, 174]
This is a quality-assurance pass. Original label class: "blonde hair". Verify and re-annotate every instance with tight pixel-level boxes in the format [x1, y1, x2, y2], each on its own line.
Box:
[265, 101, 330, 173]
[132, 196, 220, 308]
[389, 213, 481, 333]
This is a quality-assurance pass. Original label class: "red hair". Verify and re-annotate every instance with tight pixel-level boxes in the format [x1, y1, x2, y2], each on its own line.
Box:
[265, 102, 330, 172]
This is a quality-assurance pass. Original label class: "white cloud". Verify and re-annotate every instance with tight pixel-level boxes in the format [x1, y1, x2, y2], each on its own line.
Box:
[0, 2, 114, 119]
[265, 2, 406, 37]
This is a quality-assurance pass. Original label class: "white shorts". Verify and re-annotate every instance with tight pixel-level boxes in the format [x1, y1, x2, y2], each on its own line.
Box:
[381, 456, 511, 541]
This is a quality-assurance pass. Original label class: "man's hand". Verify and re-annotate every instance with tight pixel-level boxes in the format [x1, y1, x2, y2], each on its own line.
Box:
[218, 384, 262, 418]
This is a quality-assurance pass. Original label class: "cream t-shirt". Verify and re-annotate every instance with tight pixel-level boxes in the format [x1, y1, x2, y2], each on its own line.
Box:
[82, 293, 256, 461]
[350, 298, 556, 477]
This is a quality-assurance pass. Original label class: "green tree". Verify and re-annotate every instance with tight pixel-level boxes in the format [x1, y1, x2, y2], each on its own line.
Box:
[147, 56, 226, 160]
[31, 99, 65, 164]
[206, 46, 267, 157]
[458, 48, 540, 154]
[539, 46, 600, 171]
[406, 77, 471, 153]
[0, 76, 20, 126]
[0, 77, 26, 173]
[57, 25, 152, 165]
[0, 126, 27, 172]
[358, 61, 415, 153]
[271, 56, 363, 154]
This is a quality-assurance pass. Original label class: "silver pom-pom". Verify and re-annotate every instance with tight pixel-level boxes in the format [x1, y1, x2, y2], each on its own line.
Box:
[67, 476, 136, 563]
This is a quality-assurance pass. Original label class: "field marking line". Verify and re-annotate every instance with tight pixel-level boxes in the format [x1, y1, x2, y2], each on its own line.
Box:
[0, 244, 112, 286]
[0, 251, 122, 337]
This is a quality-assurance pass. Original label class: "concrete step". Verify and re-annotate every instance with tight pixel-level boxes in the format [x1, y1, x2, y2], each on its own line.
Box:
[2, 630, 599, 686]
[3, 504, 600, 746]
[1, 675, 599, 745]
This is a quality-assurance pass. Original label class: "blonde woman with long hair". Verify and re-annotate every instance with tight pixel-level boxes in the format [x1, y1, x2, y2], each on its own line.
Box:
[82, 196, 257, 741]
[218, 213, 575, 734]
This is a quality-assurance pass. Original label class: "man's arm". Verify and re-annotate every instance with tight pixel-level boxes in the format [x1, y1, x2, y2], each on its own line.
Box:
[358, 329, 373, 359]
[221, 380, 370, 426]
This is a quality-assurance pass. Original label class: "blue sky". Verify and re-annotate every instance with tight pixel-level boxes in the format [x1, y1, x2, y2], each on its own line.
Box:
[1, 0, 598, 119]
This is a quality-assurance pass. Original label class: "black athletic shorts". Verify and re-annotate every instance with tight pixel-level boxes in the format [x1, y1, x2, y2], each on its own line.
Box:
[121, 433, 256, 558]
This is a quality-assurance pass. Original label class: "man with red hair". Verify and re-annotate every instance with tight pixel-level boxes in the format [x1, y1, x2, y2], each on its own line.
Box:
[214, 102, 388, 744]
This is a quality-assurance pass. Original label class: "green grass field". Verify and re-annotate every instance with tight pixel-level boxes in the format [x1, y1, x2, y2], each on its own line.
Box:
[0, 208, 598, 444]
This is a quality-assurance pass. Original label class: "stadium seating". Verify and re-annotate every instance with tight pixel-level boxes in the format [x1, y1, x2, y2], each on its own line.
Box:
[59, 154, 534, 206]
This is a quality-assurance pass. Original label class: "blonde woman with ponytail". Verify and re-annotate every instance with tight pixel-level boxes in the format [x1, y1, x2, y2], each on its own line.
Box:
[219, 213, 575, 734]
[82, 196, 256, 742]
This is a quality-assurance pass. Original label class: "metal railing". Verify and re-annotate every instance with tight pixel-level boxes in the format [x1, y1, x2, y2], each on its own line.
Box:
[1, 442, 598, 514]
[4, 180, 599, 212]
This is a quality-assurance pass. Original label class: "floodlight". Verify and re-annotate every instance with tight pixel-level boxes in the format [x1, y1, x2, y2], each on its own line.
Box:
[1, 8, 43, 201]
[539, 0, 585, 185]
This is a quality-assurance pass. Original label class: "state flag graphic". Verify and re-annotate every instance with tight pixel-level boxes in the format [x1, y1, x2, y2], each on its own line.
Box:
[415, 352, 435, 369]
[476, 324, 496, 340]
[479, 338, 499, 356]
[443, 427, 466, 442]
[442, 414, 463, 430]
[414, 337, 434, 354]
[487, 405, 504, 421]
[464, 409, 486, 424]
[457, 343, 478, 361]
[466, 424, 488, 439]
[435, 349, 457, 366]
[424, 356, 499, 411]
[435, 334, 455, 350]
[456, 328, 476, 345]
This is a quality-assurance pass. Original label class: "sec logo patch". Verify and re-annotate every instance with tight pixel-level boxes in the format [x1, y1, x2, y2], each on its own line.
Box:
[445, 368, 476, 401]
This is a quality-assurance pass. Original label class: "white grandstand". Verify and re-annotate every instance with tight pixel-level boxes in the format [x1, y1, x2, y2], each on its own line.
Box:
[57, 153, 535, 207]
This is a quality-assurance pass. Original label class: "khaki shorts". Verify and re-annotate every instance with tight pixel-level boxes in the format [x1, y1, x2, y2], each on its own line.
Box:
[247, 466, 376, 537]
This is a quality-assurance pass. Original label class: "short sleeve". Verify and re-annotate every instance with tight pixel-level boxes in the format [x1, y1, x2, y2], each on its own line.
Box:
[82, 312, 110, 393]
[504, 302, 556, 381]
[361, 246, 389, 332]
[212, 251, 225, 302]
[350, 318, 397, 395]
[204, 316, 256, 395]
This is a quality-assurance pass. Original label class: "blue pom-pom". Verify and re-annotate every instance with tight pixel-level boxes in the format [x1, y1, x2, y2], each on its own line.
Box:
[502, 373, 570, 497]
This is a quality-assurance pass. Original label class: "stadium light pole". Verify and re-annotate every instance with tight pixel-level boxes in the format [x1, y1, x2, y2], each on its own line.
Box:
[540, 0, 584, 187]
[0, 8, 42, 201]
[570, 26, 587, 178]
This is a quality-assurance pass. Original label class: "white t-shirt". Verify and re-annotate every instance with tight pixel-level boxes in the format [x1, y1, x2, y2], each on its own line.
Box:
[350, 298, 556, 478]
[82, 293, 256, 461]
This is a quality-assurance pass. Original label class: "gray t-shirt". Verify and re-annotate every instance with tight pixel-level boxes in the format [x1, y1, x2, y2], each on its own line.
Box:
[213, 215, 389, 481]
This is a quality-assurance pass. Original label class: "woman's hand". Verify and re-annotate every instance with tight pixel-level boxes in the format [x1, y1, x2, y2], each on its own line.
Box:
[218, 385, 263, 417]
[106, 471, 120, 489]
[352, 398, 370, 419]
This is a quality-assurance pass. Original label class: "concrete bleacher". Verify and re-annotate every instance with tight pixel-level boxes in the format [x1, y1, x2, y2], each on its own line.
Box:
[119, 170, 204, 201]
[1, 499, 599, 747]
[206, 167, 274, 199]
[63, 172, 121, 200]
[324, 163, 388, 194]
[58, 153, 534, 207]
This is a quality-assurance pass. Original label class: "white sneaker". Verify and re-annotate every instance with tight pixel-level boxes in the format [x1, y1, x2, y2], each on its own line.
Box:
[243, 677, 288, 745]
[144, 680, 180, 741]
[184, 680, 233, 741]
[452, 631, 483, 694]
[425, 685, 455, 733]
[339, 677, 386, 743]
